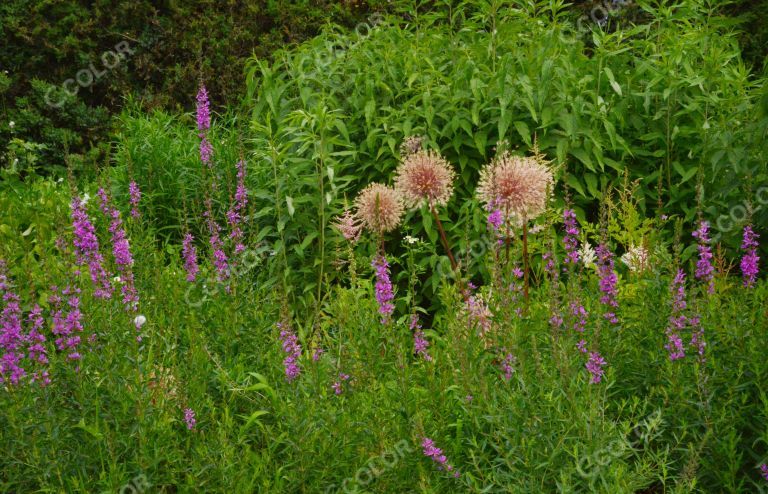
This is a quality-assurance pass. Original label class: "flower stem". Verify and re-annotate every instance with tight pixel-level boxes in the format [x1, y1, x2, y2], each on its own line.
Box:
[522, 222, 530, 306]
[429, 203, 457, 272]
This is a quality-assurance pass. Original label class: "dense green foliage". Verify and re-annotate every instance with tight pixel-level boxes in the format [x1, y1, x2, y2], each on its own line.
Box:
[117, 2, 766, 312]
[2, 2, 767, 493]
[2, 0, 767, 177]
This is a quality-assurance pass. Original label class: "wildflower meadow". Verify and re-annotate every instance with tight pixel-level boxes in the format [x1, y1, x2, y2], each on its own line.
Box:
[1, 2, 768, 493]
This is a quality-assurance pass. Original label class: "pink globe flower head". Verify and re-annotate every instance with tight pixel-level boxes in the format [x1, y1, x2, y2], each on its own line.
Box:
[394, 149, 456, 209]
[354, 183, 404, 235]
[477, 150, 554, 223]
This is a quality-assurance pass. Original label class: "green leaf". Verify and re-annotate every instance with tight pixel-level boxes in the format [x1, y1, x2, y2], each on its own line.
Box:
[603, 67, 622, 96]
[239, 410, 270, 434]
[565, 175, 586, 198]
[75, 418, 103, 440]
[513, 121, 531, 146]
[584, 173, 600, 199]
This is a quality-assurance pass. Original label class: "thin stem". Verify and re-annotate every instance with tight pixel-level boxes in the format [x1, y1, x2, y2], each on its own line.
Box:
[504, 205, 511, 264]
[429, 202, 457, 272]
[522, 222, 530, 306]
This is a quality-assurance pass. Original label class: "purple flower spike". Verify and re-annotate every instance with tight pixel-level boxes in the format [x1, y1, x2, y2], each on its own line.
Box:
[410, 314, 432, 361]
[740, 225, 760, 288]
[596, 243, 619, 324]
[665, 269, 687, 361]
[422, 437, 459, 477]
[70, 196, 113, 299]
[586, 351, 607, 384]
[182, 233, 200, 282]
[278, 322, 301, 382]
[184, 408, 197, 430]
[128, 180, 141, 218]
[372, 255, 394, 324]
[332, 373, 350, 395]
[196, 85, 210, 132]
[692, 220, 714, 294]
[562, 209, 580, 265]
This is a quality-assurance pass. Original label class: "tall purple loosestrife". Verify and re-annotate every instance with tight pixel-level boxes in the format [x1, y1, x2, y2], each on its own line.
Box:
[182, 233, 200, 282]
[465, 290, 493, 337]
[196, 85, 213, 167]
[226, 159, 248, 255]
[421, 437, 459, 477]
[688, 314, 706, 363]
[692, 220, 714, 294]
[372, 255, 394, 324]
[665, 269, 687, 361]
[70, 196, 113, 299]
[184, 408, 197, 430]
[500, 352, 516, 381]
[410, 314, 432, 361]
[278, 322, 301, 382]
[26, 305, 48, 365]
[544, 248, 563, 329]
[740, 225, 760, 288]
[48, 285, 87, 364]
[596, 243, 619, 324]
[128, 180, 141, 219]
[0, 289, 26, 385]
[0, 265, 52, 386]
[332, 373, 350, 395]
[204, 198, 229, 282]
[586, 351, 607, 384]
[562, 209, 580, 266]
[99, 188, 139, 313]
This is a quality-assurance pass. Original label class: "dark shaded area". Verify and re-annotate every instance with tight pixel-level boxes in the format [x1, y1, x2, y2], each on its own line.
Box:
[1, 0, 765, 176]
[0, 0, 386, 173]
